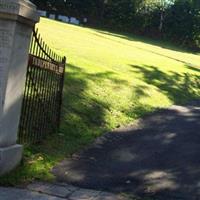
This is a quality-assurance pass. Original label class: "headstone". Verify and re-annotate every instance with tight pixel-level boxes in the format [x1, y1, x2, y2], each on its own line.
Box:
[65, 16, 69, 23]
[58, 15, 63, 21]
[38, 10, 47, 17]
[49, 14, 55, 20]
[75, 19, 80, 25]
[58, 15, 69, 23]
[70, 17, 80, 25]
[70, 17, 76, 24]
[83, 18, 88, 23]
[0, 0, 39, 175]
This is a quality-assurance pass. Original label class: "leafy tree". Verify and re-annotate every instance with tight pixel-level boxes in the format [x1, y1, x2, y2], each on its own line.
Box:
[164, 0, 200, 47]
[30, 0, 200, 48]
[104, 0, 137, 29]
[137, 0, 175, 32]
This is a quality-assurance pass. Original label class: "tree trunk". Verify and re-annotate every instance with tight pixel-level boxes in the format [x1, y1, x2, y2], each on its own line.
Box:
[159, 11, 164, 32]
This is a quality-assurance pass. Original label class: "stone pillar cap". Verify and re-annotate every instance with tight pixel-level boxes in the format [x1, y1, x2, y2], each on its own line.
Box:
[0, 0, 40, 25]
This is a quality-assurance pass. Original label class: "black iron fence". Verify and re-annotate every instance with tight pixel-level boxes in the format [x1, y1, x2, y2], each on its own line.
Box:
[18, 28, 66, 144]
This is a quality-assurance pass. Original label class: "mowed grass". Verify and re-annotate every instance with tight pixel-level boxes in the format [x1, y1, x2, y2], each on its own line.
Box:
[1, 17, 200, 185]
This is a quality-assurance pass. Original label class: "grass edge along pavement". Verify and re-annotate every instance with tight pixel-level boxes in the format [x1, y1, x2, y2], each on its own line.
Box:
[0, 17, 200, 186]
[0, 182, 156, 200]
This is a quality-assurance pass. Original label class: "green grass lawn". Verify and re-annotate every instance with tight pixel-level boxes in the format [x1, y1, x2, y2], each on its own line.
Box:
[1, 17, 200, 186]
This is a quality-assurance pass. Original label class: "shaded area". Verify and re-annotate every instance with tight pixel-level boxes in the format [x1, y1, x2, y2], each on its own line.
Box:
[2, 62, 200, 187]
[18, 67, 62, 144]
[130, 64, 200, 104]
[60, 64, 128, 141]
[187, 65, 200, 73]
[53, 101, 200, 200]
[0, 187, 62, 200]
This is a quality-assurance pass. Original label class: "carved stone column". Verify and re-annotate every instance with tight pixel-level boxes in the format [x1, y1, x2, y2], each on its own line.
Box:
[0, 0, 39, 175]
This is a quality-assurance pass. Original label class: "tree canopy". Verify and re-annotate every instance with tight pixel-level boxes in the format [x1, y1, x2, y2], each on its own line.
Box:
[31, 0, 200, 49]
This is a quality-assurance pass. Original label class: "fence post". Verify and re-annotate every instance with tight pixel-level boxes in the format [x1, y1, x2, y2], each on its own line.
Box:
[0, 0, 39, 175]
[57, 56, 66, 130]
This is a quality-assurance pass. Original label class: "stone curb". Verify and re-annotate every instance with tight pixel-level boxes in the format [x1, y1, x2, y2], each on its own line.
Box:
[27, 182, 129, 200]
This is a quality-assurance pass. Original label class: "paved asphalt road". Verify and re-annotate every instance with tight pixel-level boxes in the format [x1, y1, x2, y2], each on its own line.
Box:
[53, 101, 200, 200]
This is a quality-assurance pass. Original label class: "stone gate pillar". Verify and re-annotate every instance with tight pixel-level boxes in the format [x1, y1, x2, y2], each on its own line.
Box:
[0, 0, 39, 175]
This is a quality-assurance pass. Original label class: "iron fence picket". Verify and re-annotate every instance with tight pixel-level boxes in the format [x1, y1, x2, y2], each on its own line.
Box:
[18, 27, 66, 144]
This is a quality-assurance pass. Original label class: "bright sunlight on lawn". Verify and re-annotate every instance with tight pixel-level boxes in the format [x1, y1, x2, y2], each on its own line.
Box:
[1, 17, 200, 185]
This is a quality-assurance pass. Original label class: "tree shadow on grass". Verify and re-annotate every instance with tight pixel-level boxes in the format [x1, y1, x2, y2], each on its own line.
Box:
[60, 63, 200, 153]
[0, 63, 130, 186]
[1, 62, 153, 186]
[59, 64, 131, 150]
[61, 64, 162, 136]
[186, 65, 200, 73]
[130, 64, 200, 105]
[53, 63, 200, 200]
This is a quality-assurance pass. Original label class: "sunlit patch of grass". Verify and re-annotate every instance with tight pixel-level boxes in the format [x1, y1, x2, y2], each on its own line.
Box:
[1, 18, 200, 185]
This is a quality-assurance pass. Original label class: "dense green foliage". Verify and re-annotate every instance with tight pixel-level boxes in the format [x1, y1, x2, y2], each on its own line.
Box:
[31, 0, 200, 49]
[164, 1, 200, 47]
[103, 0, 200, 48]
[131, 0, 200, 48]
